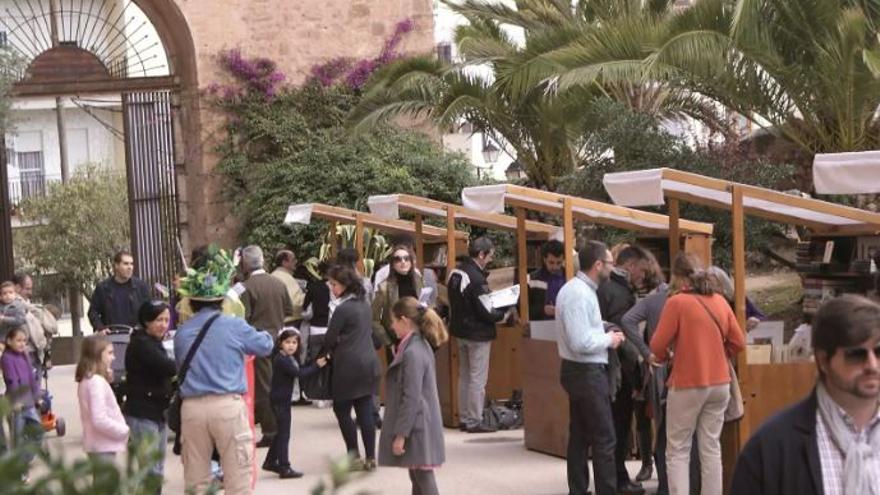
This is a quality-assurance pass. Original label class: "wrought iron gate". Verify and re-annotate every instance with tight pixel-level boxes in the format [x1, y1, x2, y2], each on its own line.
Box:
[122, 90, 181, 290]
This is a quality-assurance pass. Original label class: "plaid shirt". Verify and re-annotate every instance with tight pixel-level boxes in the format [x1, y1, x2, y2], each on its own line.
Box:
[815, 402, 880, 495]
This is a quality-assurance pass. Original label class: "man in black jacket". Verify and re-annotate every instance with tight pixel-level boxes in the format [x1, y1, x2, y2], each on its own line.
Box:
[448, 236, 507, 433]
[731, 295, 880, 495]
[88, 250, 151, 333]
[598, 245, 650, 495]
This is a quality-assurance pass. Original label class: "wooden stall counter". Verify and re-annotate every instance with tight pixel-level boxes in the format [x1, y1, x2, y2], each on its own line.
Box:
[521, 335, 568, 458]
[436, 322, 525, 428]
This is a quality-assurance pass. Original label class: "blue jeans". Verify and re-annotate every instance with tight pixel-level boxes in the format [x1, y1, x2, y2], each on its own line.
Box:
[126, 415, 168, 491]
[12, 406, 44, 464]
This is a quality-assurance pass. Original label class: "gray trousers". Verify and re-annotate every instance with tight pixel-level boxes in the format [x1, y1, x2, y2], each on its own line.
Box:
[457, 338, 492, 428]
[409, 469, 439, 495]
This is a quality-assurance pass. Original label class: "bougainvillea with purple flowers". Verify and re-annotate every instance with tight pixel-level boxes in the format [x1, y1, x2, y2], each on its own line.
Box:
[311, 18, 415, 90]
[206, 49, 287, 102]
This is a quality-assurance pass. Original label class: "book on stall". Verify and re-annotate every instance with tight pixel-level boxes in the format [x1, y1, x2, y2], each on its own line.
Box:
[478, 284, 520, 312]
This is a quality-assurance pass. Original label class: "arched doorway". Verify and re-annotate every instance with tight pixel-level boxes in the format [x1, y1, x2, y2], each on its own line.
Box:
[0, 0, 199, 334]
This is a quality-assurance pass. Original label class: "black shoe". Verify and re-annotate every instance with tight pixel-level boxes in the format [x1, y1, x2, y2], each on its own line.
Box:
[278, 467, 304, 479]
[262, 462, 281, 474]
[293, 398, 313, 406]
[635, 463, 653, 482]
[466, 424, 498, 433]
[618, 481, 645, 494]
[458, 423, 468, 432]
[256, 436, 274, 449]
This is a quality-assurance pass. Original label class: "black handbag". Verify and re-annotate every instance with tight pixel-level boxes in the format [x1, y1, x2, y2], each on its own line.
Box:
[300, 356, 332, 400]
[167, 313, 221, 434]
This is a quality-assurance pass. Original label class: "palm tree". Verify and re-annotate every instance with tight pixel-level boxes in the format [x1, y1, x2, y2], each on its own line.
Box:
[584, 0, 880, 184]
[350, 0, 726, 189]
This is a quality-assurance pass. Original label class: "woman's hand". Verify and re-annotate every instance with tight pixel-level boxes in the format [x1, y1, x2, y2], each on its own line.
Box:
[316, 356, 329, 368]
[392, 435, 406, 456]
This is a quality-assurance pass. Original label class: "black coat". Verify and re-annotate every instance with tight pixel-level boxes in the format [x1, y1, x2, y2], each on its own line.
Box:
[324, 297, 381, 401]
[269, 353, 319, 405]
[730, 390, 824, 495]
[448, 258, 505, 342]
[123, 330, 177, 423]
[598, 271, 641, 373]
[88, 276, 151, 330]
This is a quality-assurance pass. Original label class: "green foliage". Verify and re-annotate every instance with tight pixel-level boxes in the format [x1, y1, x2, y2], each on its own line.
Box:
[12, 165, 130, 300]
[0, 46, 25, 129]
[557, 100, 796, 267]
[214, 82, 477, 259]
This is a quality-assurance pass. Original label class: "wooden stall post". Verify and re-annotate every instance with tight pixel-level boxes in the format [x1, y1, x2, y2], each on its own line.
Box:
[669, 197, 680, 266]
[415, 214, 425, 271]
[445, 206, 459, 426]
[516, 208, 529, 323]
[563, 198, 575, 280]
[355, 215, 365, 274]
[328, 221, 339, 258]
[729, 184, 748, 483]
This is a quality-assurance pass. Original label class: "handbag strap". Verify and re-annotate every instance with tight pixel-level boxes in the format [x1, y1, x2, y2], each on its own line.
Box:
[691, 295, 728, 349]
[177, 313, 221, 387]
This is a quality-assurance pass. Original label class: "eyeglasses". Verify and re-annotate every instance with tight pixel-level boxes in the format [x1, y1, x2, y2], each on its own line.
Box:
[841, 344, 880, 365]
[602, 259, 614, 265]
[392, 255, 411, 263]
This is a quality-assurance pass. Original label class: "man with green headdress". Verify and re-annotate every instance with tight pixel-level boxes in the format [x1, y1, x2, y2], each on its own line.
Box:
[174, 246, 273, 494]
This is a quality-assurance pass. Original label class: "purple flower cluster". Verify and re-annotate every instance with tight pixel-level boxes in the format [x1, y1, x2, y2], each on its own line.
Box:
[211, 48, 287, 101]
[310, 18, 416, 90]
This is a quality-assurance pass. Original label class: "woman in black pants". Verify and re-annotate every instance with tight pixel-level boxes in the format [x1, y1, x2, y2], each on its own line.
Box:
[325, 264, 381, 469]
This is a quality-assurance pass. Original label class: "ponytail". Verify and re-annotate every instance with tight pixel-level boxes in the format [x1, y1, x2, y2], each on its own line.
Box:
[391, 297, 449, 348]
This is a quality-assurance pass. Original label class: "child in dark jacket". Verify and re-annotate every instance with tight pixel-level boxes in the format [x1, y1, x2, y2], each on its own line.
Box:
[262, 328, 327, 479]
[1, 327, 45, 471]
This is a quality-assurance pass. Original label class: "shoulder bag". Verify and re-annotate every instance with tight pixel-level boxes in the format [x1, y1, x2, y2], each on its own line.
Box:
[167, 313, 221, 433]
[692, 296, 745, 422]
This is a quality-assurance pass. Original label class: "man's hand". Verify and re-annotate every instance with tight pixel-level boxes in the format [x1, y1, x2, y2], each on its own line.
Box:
[746, 317, 761, 331]
[316, 356, 329, 368]
[543, 305, 556, 317]
[609, 331, 626, 349]
[392, 435, 406, 456]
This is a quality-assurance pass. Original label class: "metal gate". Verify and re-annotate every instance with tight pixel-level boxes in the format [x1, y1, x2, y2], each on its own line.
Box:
[122, 90, 181, 291]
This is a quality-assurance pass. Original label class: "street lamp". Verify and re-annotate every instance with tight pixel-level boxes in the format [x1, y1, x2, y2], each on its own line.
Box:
[505, 161, 526, 181]
[481, 139, 500, 164]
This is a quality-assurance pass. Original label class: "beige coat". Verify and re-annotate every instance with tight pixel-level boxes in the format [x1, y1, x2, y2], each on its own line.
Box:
[271, 267, 305, 322]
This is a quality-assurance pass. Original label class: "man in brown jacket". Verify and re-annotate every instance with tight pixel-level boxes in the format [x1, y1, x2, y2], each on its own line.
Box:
[240, 245, 295, 447]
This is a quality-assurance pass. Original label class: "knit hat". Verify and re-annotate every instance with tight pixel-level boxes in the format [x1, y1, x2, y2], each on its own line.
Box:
[177, 245, 236, 301]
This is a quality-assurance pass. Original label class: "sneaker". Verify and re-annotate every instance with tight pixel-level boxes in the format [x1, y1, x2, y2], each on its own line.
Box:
[363, 458, 377, 471]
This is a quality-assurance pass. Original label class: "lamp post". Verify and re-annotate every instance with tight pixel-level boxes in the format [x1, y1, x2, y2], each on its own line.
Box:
[480, 138, 500, 180]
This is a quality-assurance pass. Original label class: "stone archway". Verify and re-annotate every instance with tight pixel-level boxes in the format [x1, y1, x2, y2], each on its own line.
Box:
[0, 0, 202, 284]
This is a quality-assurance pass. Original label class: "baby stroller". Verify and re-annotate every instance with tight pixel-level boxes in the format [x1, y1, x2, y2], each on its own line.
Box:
[34, 344, 65, 437]
[106, 324, 134, 406]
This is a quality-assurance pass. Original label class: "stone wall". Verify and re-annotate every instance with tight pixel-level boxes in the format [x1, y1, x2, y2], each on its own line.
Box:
[171, 0, 435, 248]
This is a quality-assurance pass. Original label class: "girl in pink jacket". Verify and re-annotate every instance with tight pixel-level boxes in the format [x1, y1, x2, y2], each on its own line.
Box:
[76, 335, 129, 461]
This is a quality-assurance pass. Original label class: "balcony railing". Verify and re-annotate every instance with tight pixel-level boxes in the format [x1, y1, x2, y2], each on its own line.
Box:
[7, 172, 63, 206]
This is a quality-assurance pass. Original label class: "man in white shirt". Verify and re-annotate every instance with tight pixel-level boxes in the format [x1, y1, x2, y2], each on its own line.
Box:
[556, 240, 625, 495]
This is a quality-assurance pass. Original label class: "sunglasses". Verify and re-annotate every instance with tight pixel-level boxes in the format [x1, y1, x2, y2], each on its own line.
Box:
[392, 255, 411, 263]
[841, 344, 880, 365]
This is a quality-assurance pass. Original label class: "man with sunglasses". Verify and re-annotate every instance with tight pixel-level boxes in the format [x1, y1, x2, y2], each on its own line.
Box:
[731, 294, 880, 495]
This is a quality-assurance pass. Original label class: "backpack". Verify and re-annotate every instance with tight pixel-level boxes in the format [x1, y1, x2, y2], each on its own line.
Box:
[481, 391, 524, 431]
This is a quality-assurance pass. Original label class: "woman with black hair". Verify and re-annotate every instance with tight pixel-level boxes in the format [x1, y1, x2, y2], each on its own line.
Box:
[325, 264, 381, 470]
[372, 245, 424, 350]
[124, 300, 176, 493]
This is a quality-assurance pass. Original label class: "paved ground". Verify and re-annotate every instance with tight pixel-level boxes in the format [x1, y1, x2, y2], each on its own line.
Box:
[41, 364, 659, 494]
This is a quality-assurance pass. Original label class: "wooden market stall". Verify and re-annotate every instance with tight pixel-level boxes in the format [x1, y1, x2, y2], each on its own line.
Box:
[460, 184, 715, 457]
[602, 167, 880, 487]
[367, 193, 560, 427]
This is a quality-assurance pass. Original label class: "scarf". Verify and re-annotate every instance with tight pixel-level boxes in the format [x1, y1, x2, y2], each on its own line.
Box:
[816, 382, 880, 495]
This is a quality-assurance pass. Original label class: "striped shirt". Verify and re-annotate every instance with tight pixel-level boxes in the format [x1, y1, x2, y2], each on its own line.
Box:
[815, 397, 880, 495]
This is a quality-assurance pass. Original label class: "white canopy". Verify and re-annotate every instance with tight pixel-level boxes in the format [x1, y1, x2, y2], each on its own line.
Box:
[368, 193, 561, 239]
[813, 150, 880, 195]
[461, 183, 714, 235]
[602, 168, 880, 234]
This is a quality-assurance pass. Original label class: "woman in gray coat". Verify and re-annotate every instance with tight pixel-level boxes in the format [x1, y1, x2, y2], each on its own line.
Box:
[326, 264, 382, 470]
[378, 297, 446, 495]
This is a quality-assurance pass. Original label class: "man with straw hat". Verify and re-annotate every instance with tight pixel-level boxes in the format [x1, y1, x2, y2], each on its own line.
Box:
[175, 246, 274, 494]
